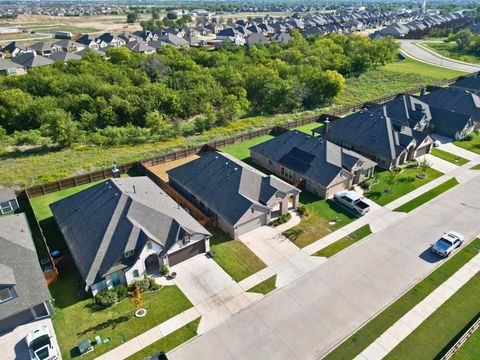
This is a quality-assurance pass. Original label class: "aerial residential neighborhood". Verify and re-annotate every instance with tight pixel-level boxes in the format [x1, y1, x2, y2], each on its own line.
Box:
[1, 1, 480, 360]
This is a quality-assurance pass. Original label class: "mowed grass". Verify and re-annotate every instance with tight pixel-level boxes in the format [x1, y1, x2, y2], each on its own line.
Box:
[209, 229, 266, 282]
[422, 42, 480, 65]
[451, 324, 480, 359]
[0, 58, 462, 190]
[125, 318, 201, 360]
[283, 192, 356, 248]
[385, 274, 480, 360]
[313, 225, 372, 258]
[247, 275, 277, 295]
[220, 135, 274, 161]
[394, 178, 459, 213]
[324, 238, 480, 360]
[472, 163, 480, 170]
[454, 132, 480, 155]
[51, 280, 193, 360]
[365, 166, 443, 206]
[431, 148, 469, 166]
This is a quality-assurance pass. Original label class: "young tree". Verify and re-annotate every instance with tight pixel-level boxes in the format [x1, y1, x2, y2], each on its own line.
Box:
[126, 11, 138, 24]
[385, 170, 398, 191]
[145, 110, 174, 139]
[43, 109, 77, 148]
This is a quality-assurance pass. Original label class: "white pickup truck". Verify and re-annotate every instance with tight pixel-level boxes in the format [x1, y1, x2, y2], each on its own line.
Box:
[333, 191, 370, 216]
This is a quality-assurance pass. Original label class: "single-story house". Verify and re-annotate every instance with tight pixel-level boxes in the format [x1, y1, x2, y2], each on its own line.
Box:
[50, 177, 211, 295]
[53, 39, 85, 53]
[10, 52, 54, 68]
[0, 58, 27, 76]
[125, 40, 156, 54]
[429, 106, 475, 140]
[419, 87, 480, 127]
[49, 51, 82, 63]
[250, 130, 377, 199]
[168, 151, 301, 239]
[313, 109, 433, 170]
[28, 42, 62, 57]
[0, 188, 19, 215]
[449, 75, 480, 96]
[0, 214, 53, 334]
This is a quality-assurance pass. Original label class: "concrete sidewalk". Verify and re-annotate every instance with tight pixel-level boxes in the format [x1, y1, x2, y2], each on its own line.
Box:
[355, 253, 480, 360]
[96, 307, 201, 360]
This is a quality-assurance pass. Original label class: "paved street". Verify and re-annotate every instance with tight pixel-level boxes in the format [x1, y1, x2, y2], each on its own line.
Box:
[399, 40, 480, 73]
[169, 171, 480, 360]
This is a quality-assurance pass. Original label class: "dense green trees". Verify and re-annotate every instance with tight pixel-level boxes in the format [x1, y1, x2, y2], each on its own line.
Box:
[0, 34, 398, 149]
[448, 29, 480, 56]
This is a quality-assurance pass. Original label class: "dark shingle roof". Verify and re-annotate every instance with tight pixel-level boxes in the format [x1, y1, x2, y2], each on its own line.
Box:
[450, 76, 480, 92]
[429, 106, 473, 138]
[50, 177, 209, 288]
[167, 152, 298, 226]
[0, 214, 51, 322]
[49, 51, 82, 62]
[419, 88, 480, 120]
[251, 131, 376, 186]
[10, 52, 54, 67]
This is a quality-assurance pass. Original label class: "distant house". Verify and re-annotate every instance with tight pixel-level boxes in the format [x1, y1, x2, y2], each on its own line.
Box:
[125, 40, 156, 54]
[10, 52, 54, 68]
[0, 58, 27, 76]
[246, 33, 269, 46]
[2, 41, 33, 57]
[28, 42, 61, 57]
[314, 110, 433, 170]
[49, 51, 82, 63]
[0, 214, 53, 334]
[96, 32, 127, 48]
[76, 34, 107, 49]
[54, 39, 85, 53]
[50, 177, 210, 295]
[272, 32, 293, 43]
[251, 131, 376, 199]
[159, 33, 190, 47]
[168, 151, 300, 238]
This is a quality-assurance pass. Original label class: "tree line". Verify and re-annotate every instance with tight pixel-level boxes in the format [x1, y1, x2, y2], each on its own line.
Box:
[448, 28, 480, 57]
[0, 33, 398, 149]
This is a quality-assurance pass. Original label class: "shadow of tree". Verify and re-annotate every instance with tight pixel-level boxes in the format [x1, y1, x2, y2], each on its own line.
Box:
[76, 316, 130, 337]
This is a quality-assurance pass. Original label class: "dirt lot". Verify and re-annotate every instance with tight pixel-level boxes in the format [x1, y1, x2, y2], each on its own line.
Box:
[149, 155, 199, 182]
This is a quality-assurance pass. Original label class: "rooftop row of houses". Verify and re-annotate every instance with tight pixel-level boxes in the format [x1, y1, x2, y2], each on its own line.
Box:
[0, 4, 128, 18]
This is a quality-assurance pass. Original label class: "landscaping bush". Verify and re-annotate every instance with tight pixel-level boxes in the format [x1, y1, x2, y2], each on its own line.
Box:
[297, 205, 310, 218]
[115, 285, 128, 300]
[95, 289, 118, 307]
[149, 278, 161, 291]
[460, 133, 474, 141]
[269, 212, 292, 227]
[161, 265, 169, 276]
[129, 275, 150, 293]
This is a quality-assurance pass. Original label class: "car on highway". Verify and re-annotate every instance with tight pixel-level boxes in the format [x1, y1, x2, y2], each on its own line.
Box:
[431, 231, 464, 258]
[26, 326, 58, 360]
[334, 191, 370, 216]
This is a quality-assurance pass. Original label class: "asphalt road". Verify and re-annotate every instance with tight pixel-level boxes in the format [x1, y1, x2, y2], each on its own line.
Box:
[399, 39, 480, 73]
[169, 171, 480, 360]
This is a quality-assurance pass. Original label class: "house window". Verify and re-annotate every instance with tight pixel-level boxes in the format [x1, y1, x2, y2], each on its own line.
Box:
[281, 167, 293, 180]
[147, 240, 153, 250]
[125, 250, 135, 258]
[110, 272, 121, 287]
[0, 287, 14, 303]
[133, 269, 140, 278]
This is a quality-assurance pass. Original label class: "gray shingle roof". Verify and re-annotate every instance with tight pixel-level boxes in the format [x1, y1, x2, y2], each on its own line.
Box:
[251, 131, 376, 186]
[49, 51, 82, 62]
[167, 151, 299, 226]
[451, 76, 480, 92]
[0, 188, 16, 203]
[50, 177, 209, 288]
[419, 88, 480, 120]
[429, 106, 473, 138]
[0, 214, 51, 322]
[10, 52, 54, 67]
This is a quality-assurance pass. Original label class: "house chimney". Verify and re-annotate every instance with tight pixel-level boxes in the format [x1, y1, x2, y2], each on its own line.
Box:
[324, 118, 330, 137]
[111, 164, 121, 178]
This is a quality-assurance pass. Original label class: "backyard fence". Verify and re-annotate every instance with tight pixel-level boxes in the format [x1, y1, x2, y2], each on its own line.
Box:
[441, 315, 480, 360]
[22, 71, 475, 199]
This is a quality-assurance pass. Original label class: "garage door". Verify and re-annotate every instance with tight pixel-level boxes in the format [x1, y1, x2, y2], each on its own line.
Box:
[416, 145, 431, 157]
[168, 240, 206, 267]
[0, 309, 35, 334]
[237, 214, 267, 237]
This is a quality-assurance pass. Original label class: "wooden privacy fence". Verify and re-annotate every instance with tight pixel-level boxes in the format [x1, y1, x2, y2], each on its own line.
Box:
[441, 315, 480, 360]
[23, 71, 476, 198]
[137, 162, 216, 227]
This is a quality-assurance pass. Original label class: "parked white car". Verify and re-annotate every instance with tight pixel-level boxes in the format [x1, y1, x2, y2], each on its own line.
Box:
[431, 231, 464, 258]
[26, 326, 59, 360]
[333, 191, 370, 216]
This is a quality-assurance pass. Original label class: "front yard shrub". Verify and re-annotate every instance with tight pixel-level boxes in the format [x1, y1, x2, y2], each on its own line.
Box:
[149, 278, 161, 291]
[115, 285, 128, 300]
[161, 265, 169, 276]
[269, 212, 292, 226]
[95, 289, 118, 307]
[297, 205, 310, 218]
[129, 275, 150, 293]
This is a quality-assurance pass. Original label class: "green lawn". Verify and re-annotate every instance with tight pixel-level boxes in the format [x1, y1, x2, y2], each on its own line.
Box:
[247, 275, 277, 295]
[385, 274, 480, 360]
[294, 121, 323, 134]
[283, 192, 356, 248]
[454, 132, 480, 155]
[394, 178, 459, 213]
[364, 166, 443, 206]
[472, 164, 480, 170]
[126, 318, 201, 360]
[431, 148, 469, 166]
[51, 279, 193, 360]
[324, 238, 480, 360]
[451, 325, 480, 359]
[209, 229, 266, 282]
[220, 135, 274, 161]
[0, 57, 462, 190]
[422, 42, 480, 65]
[313, 225, 372, 258]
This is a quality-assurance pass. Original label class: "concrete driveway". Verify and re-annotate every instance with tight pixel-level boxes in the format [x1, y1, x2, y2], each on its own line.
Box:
[0, 318, 61, 360]
[171, 255, 261, 334]
[169, 172, 480, 360]
[419, 153, 459, 174]
[432, 134, 479, 161]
